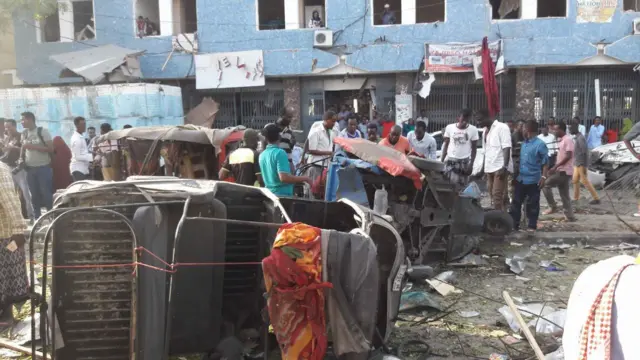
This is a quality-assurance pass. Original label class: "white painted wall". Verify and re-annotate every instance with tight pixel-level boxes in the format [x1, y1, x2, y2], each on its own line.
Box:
[401, 0, 415, 24]
[58, 0, 75, 42]
[285, 0, 302, 29]
[521, 0, 537, 19]
[159, 0, 174, 35]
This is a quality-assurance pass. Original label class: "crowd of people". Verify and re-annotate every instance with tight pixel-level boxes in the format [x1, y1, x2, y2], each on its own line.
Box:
[0, 113, 125, 224]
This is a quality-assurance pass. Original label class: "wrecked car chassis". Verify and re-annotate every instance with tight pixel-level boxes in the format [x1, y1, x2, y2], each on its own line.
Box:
[28, 179, 405, 360]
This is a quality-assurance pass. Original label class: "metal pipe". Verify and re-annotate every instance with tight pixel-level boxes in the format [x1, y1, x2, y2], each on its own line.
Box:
[46, 200, 187, 213]
[184, 217, 284, 229]
[163, 196, 192, 359]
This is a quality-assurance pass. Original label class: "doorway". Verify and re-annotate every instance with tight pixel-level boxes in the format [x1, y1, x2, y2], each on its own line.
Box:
[324, 90, 371, 119]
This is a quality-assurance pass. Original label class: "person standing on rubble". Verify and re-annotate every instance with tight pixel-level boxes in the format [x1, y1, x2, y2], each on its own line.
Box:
[441, 108, 479, 188]
[571, 121, 600, 205]
[219, 129, 263, 187]
[542, 121, 576, 221]
[20, 112, 54, 220]
[478, 109, 512, 211]
[509, 120, 548, 232]
[69, 117, 93, 182]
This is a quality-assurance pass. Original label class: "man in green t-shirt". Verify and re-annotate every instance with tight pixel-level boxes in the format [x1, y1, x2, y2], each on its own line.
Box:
[20, 112, 54, 219]
[259, 124, 311, 197]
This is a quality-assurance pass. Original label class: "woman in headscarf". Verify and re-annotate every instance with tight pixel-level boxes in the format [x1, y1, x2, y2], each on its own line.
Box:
[308, 10, 323, 28]
[51, 136, 72, 191]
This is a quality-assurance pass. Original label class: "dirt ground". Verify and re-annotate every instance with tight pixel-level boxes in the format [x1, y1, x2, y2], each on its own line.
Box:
[389, 237, 638, 360]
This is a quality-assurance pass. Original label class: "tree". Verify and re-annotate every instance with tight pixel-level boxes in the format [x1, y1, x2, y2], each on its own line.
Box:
[0, 0, 64, 30]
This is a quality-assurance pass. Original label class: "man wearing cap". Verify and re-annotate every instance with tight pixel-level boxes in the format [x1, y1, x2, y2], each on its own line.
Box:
[219, 129, 263, 187]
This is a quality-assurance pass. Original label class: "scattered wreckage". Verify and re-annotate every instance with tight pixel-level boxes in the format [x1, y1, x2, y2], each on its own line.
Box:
[28, 178, 407, 360]
[92, 124, 247, 179]
[590, 140, 640, 184]
[314, 138, 513, 265]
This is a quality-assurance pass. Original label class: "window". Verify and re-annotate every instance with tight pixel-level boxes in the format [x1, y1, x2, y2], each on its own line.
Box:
[301, 0, 325, 28]
[537, 0, 566, 18]
[373, 0, 401, 25]
[135, 0, 196, 36]
[38, 12, 61, 42]
[624, 0, 640, 11]
[416, 0, 445, 23]
[72, 0, 95, 40]
[490, 0, 519, 19]
[172, 0, 198, 34]
[491, 0, 565, 19]
[258, 0, 285, 30]
[135, 0, 161, 36]
[36, 0, 96, 43]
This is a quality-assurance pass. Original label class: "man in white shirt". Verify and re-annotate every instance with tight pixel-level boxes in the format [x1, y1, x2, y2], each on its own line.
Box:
[408, 120, 436, 160]
[477, 109, 512, 211]
[416, 109, 429, 131]
[305, 111, 339, 182]
[441, 109, 479, 187]
[537, 124, 558, 167]
[69, 116, 93, 181]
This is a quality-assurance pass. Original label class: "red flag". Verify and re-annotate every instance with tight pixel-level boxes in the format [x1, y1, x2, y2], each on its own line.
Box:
[482, 37, 500, 118]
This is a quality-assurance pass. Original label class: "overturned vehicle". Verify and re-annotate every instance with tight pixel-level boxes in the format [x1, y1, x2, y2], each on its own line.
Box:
[590, 140, 640, 185]
[303, 138, 512, 265]
[29, 178, 406, 360]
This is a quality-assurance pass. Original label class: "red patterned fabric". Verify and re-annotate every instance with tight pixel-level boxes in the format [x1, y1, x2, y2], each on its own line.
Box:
[262, 223, 332, 360]
[578, 264, 634, 360]
[333, 137, 422, 189]
[482, 36, 500, 118]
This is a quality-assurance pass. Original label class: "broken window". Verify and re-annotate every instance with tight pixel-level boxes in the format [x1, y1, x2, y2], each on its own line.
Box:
[172, 0, 198, 34]
[39, 12, 61, 42]
[258, 0, 285, 30]
[72, 0, 95, 40]
[624, 0, 640, 11]
[373, 0, 401, 25]
[135, 0, 160, 36]
[537, 0, 566, 17]
[416, 0, 445, 23]
[490, 0, 565, 19]
[302, 0, 326, 28]
[490, 0, 519, 19]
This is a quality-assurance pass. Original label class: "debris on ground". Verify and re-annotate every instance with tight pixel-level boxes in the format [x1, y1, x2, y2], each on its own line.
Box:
[425, 279, 459, 297]
[407, 265, 434, 281]
[588, 242, 640, 251]
[399, 291, 444, 312]
[449, 253, 488, 267]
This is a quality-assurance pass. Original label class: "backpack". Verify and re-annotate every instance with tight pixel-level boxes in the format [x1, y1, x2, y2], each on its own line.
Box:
[21, 127, 55, 162]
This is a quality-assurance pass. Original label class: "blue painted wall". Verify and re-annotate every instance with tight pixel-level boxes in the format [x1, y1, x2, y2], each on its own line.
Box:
[0, 84, 184, 142]
[11, 0, 640, 85]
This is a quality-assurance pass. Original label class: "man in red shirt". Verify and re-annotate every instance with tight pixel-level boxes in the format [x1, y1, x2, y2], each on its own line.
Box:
[379, 125, 411, 154]
[380, 115, 395, 138]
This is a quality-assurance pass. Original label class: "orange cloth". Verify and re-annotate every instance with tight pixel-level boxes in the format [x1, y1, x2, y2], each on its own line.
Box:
[379, 136, 411, 154]
[262, 223, 332, 360]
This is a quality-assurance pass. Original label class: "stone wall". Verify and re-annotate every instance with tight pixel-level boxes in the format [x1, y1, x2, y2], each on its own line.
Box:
[283, 77, 301, 129]
[515, 68, 535, 120]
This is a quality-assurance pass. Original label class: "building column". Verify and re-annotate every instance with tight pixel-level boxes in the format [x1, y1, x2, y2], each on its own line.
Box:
[401, 0, 416, 24]
[515, 68, 535, 120]
[159, 0, 174, 36]
[395, 73, 414, 125]
[59, 0, 74, 42]
[284, 0, 301, 29]
[283, 78, 301, 129]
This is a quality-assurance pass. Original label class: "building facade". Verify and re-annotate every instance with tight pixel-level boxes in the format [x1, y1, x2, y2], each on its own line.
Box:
[10, 0, 640, 132]
[0, 21, 20, 88]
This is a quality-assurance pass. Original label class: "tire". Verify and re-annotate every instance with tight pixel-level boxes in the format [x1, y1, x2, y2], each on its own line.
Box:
[483, 210, 514, 237]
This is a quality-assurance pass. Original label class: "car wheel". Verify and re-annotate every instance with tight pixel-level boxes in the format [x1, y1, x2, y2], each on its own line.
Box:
[483, 210, 514, 237]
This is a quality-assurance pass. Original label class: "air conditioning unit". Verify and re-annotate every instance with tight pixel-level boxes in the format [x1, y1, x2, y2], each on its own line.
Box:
[314, 30, 333, 48]
[173, 33, 198, 52]
[634, 18, 640, 35]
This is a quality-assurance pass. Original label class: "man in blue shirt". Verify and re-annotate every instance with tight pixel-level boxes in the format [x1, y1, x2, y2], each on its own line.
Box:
[587, 116, 606, 150]
[259, 124, 312, 197]
[509, 120, 549, 232]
